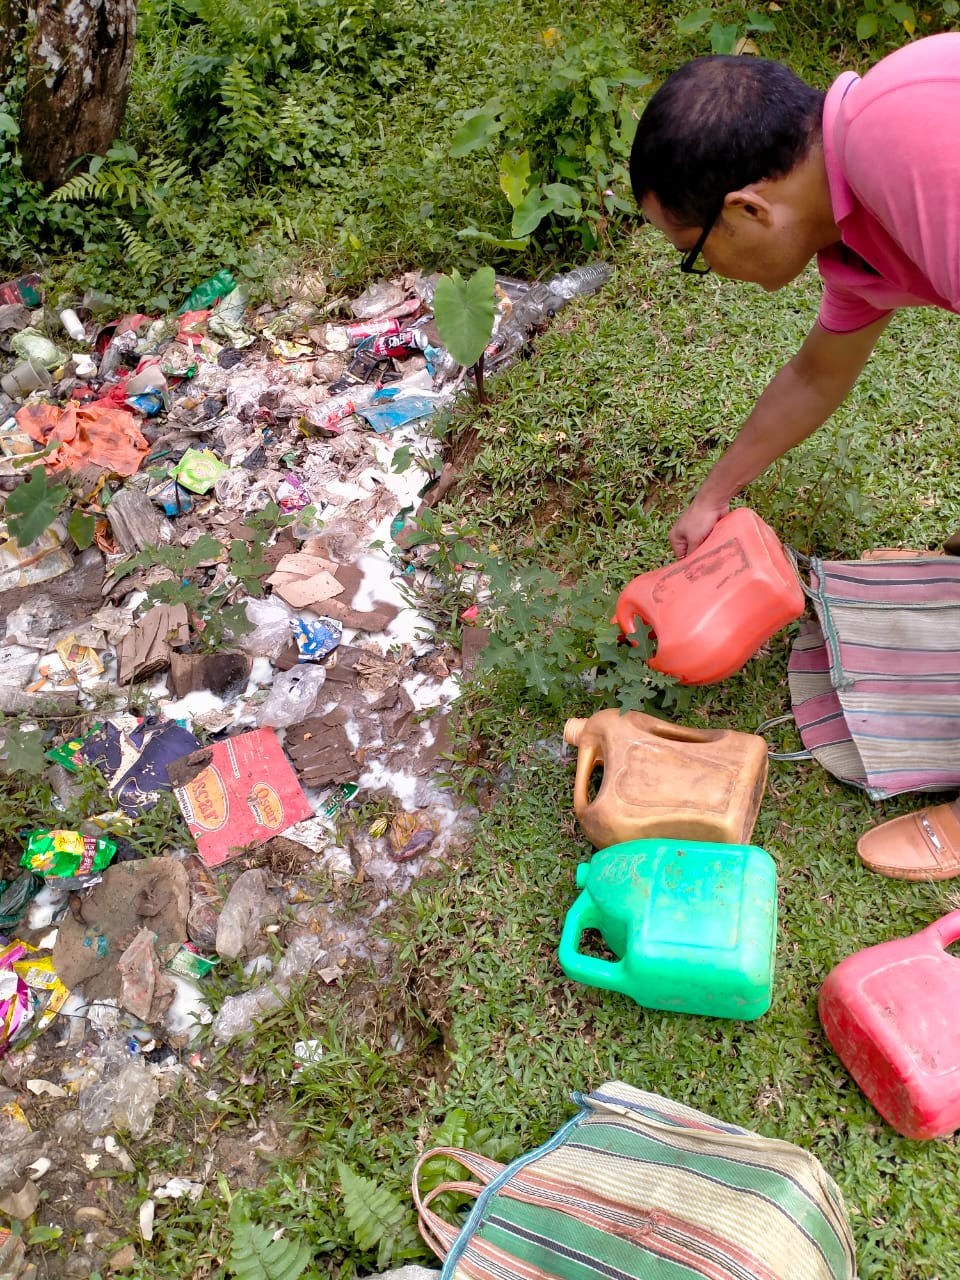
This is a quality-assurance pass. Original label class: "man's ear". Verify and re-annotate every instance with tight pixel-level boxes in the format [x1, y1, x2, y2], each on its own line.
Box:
[722, 187, 774, 226]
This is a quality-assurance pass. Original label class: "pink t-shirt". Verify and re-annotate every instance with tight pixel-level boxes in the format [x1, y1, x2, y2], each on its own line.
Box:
[817, 33, 960, 333]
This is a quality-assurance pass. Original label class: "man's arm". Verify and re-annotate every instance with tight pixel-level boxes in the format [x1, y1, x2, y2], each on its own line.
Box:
[670, 314, 891, 557]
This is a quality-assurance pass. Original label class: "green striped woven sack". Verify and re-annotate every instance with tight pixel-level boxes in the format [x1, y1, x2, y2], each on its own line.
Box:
[413, 1082, 858, 1280]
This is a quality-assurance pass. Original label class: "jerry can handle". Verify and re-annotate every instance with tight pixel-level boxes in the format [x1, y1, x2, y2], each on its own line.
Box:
[559, 894, 626, 990]
[572, 740, 600, 815]
[929, 909, 960, 950]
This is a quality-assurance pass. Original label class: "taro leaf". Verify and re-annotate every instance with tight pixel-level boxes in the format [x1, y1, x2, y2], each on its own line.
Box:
[499, 149, 531, 210]
[541, 182, 582, 215]
[510, 187, 561, 238]
[4, 466, 69, 548]
[1, 726, 47, 776]
[457, 227, 530, 251]
[450, 111, 503, 157]
[67, 508, 96, 551]
[709, 21, 740, 53]
[677, 7, 714, 33]
[432, 267, 496, 370]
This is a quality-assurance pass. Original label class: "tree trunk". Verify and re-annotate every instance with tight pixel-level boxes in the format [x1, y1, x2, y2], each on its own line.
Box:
[0, 1, 26, 86]
[19, 0, 138, 188]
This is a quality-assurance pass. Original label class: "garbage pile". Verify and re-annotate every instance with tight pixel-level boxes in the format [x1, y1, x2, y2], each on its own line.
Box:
[0, 261, 612, 1196]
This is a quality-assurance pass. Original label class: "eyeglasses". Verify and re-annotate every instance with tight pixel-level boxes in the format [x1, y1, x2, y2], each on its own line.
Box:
[679, 204, 723, 275]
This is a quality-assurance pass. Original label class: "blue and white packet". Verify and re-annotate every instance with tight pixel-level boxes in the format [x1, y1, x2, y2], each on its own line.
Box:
[357, 394, 441, 434]
[290, 616, 342, 661]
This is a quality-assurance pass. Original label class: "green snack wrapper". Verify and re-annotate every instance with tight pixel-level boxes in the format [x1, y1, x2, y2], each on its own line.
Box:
[45, 723, 103, 773]
[20, 829, 117, 879]
[171, 448, 228, 495]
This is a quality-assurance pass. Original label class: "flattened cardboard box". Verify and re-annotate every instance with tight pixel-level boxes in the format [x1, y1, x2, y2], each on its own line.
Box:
[174, 729, 313, 867]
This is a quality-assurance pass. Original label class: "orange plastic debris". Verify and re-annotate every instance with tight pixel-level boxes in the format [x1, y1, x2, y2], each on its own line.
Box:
[16, 400, 150, 477]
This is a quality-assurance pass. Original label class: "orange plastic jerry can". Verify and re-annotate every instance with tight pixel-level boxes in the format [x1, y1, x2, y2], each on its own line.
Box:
[613, 507, 804, 685]
[564, 708, 768, 848]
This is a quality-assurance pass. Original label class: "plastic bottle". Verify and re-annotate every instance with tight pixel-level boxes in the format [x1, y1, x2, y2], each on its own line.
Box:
[211, 934, 324, 1043]
[215, 867, 278, 960]
[257, 664, 327, 729]
[546, 262, 614, 300]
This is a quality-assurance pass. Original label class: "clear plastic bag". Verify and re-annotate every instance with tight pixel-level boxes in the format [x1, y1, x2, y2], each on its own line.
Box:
[78, 1040, 160, 1138]
[257, 664, 326, 729]
[237, 596, 297, 660]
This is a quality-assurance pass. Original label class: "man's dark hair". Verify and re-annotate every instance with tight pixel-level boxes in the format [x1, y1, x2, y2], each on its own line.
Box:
[630, 56, 826, 228]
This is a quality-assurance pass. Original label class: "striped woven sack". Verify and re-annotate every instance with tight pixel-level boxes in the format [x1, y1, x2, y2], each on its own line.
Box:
[784, 554, 960, 800]
[413, 1081, 858, 1280]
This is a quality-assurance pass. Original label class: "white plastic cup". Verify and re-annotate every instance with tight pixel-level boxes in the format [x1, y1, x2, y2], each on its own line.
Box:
[1, 358, 53, 398]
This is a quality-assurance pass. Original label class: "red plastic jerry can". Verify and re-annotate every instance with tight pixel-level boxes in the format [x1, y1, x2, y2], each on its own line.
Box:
[818, 911, 960, 1140]
[613, 507, 804, 685]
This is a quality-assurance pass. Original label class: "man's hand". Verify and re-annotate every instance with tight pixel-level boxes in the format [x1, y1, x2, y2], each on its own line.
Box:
[667, 316, 891, 560]
[669, 498, 729, 558]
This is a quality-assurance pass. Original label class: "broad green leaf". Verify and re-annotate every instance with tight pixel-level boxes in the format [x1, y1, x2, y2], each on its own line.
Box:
[67, 508, 96, 551]
[457, 227, 531, 250]
[709, 21, 739, 53]
[510, 188, 560, 238]
[887, 1, 915, 24]
[944, 0, 959, 16]
[541, 182, 582, 213]
[450, 112, 502, 157]
[746, 10, 777, 29]
[617, 71, 652, 88]
[4, 466, 69, 548]
[432, 267, 496, 369]
[677, 8, 714, 33]
[0, 112, 17, 136]
[588, 76, 614, 113]
[498, 149, 531, 210]
[856, 11, 878, 36]
[2, 726, 47, 776]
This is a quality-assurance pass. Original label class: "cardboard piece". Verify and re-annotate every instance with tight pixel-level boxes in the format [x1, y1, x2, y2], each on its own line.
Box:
[116, 604, 189, 684]
[168, 650, 251, 698]
[284, 719, 357, 788]
[266, 551, 345, 611]
[317, 596, 399, 633]
[173, 729, 314, 867]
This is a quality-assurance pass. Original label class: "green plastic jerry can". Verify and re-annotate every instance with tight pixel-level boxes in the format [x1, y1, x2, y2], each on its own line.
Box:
[558, 838, 777, 1020]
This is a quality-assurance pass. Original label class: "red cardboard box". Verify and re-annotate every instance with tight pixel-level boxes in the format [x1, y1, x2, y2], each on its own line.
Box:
[174, 729, 313, 867]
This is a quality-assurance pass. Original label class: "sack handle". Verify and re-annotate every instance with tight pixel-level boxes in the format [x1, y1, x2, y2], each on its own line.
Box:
[755, 712, 814, 761]
[412, 1147, 506, 1261]
[784, 545, 819, 604]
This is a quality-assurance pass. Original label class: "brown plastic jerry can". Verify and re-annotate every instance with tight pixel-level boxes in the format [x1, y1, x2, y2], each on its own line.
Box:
[564, 708, 769, 849]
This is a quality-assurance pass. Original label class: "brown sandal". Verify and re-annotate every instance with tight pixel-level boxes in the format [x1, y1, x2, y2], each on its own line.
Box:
[857, 799, 960, 881]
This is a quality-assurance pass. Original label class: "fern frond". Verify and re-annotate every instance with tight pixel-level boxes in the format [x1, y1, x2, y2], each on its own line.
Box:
[227, 1192, 311, 1280]
[114, 218, 164, 280]
[337, 1161, 408, 1251]
[48, 171, 113, 203]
